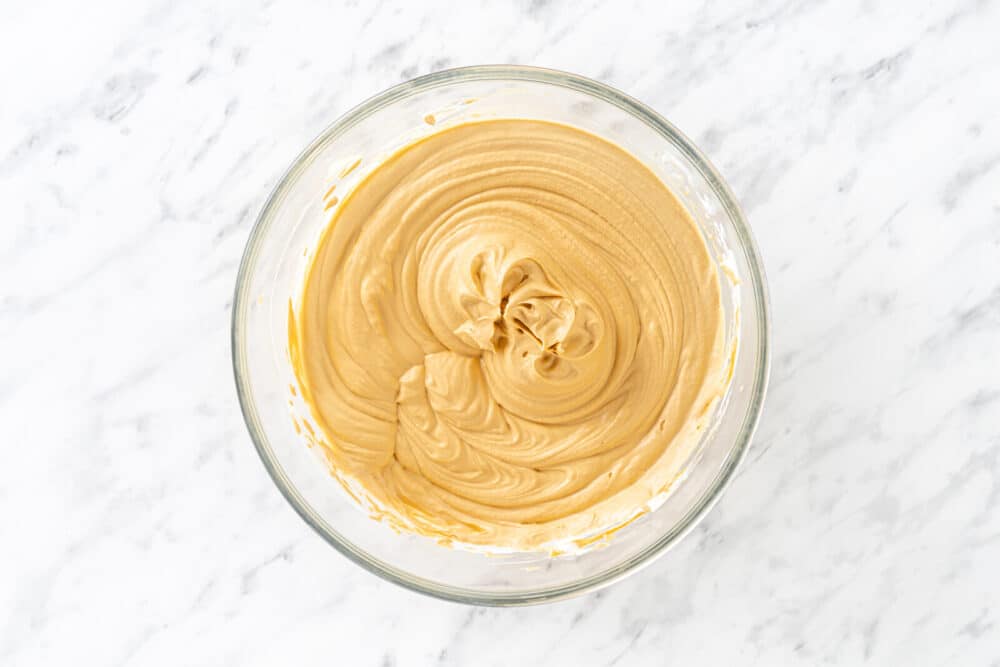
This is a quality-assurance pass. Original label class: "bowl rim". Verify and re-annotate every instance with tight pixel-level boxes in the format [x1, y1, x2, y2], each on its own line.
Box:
[231, 64, 771, 606]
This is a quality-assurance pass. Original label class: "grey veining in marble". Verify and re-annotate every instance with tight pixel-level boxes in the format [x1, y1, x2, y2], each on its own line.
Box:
[2, 0, 999, 664]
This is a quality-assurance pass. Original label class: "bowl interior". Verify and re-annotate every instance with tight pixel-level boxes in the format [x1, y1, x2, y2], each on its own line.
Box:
[233, 67, 769, 604]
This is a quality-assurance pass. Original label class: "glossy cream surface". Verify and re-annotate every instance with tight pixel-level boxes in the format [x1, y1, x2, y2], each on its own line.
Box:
[293, 119, 728, 549]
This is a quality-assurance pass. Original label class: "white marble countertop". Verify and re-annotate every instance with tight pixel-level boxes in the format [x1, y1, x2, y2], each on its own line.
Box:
[3, 0, 999, 664]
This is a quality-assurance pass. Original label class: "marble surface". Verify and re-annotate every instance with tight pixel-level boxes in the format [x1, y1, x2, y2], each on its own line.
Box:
[3, 0, 999, 664]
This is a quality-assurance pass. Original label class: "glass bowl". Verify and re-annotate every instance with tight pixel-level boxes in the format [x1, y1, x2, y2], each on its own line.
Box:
[232, 65, 770, 605]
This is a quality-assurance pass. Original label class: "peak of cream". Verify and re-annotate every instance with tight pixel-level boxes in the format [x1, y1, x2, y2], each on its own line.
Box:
[294, 119, 729, 550]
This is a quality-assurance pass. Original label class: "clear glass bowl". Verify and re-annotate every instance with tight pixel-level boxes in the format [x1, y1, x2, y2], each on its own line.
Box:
[232, 65, 770, 605]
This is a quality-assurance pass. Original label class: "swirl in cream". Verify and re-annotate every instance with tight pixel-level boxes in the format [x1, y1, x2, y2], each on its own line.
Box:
[293, 119, 728, 550]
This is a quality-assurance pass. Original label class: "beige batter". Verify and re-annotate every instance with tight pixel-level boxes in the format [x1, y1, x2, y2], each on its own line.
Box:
[292, 119, 729, 550]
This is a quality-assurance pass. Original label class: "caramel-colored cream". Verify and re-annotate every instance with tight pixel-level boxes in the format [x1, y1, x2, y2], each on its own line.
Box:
[293, 119, 729, 550]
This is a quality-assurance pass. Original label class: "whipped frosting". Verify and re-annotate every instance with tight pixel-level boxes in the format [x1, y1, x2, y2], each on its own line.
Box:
[292, 119, 729, 550]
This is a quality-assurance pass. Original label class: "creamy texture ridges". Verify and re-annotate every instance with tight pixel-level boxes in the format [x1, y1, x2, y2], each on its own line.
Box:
[293, 119, 728, 550]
